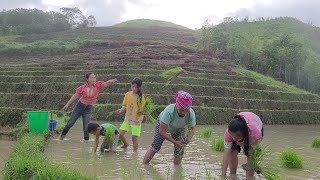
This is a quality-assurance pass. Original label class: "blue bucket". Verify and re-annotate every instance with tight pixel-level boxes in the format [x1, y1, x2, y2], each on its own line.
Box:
[49, 120, 58, 131]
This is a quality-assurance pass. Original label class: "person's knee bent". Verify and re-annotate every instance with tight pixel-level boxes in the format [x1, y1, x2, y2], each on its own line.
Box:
[143, 148, 156, 164]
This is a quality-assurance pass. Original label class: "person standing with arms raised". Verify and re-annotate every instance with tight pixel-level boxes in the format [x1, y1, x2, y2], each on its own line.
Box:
[60, 72, 117, 141]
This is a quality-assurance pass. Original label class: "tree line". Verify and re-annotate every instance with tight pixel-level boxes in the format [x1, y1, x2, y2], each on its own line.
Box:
[0, 7, 97, 35]
[199, 17, 320, 94]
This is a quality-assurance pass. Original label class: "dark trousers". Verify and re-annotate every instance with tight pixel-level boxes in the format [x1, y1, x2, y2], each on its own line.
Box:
[61, 101, 92, 140]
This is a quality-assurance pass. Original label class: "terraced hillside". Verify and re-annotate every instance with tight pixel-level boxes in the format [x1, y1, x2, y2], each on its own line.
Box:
[0, 25, 320, 128]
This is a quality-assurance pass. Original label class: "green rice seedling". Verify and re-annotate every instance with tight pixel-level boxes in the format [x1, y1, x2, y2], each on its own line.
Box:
[210, 137, 224, 152]
[196, 128, 212, 138]
[204, 163, 213, 180]
[246, 145, 282, 180]
[3, 134, 96, 180]
[280, 148, 304, 168]
[160, 67, 184, 79]
[262, 166, 283, 180]
[311, 136, 320, 148]
[144, 97, 156, 124]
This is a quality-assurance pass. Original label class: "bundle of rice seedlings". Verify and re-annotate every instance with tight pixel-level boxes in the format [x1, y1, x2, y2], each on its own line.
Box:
[143, 97, 156, 124]
[244, 145, 282, 180]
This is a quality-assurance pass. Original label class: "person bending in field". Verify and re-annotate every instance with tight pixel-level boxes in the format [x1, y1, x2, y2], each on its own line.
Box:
[87, 122, 120, 153]
[222, 112, 264, 178]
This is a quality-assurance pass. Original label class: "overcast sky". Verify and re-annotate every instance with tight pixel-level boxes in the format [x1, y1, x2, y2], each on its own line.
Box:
[1, 0, 319, 29]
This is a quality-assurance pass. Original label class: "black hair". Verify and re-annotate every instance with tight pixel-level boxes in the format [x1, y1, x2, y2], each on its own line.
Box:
[85, 72, 94, 80]
[131, 77, 143, 104]
[228, 115, 250, 157]
[87, 122, 100, 133]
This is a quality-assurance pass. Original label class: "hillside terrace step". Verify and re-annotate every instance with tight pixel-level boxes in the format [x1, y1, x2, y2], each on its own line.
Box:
[1, 92, 320, 111]
[0, 82, 319, 101]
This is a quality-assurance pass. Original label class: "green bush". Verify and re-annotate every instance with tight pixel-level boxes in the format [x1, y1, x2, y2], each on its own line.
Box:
[280, 149, 304, 168]
[210, 137, 224, 151]
[196, 128, 212, 138]
[311, 136, 320, 148]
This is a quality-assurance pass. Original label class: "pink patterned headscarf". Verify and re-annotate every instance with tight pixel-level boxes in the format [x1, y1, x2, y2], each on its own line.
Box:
[174, 90, 193, 110]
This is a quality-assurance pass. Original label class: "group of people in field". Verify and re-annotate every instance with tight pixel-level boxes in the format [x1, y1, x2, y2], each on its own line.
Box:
[59, 72, 264, 178]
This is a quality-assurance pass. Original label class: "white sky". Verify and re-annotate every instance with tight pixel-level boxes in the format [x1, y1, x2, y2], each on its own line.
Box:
[1, 0, 319, 29]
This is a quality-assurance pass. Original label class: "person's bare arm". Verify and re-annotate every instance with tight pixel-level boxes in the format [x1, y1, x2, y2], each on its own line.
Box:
[187, 126, 195, 141]
[94, 133, 100, 152]
[103, 79, 118, 87]
[222, 148, 232, 178]
[116, 106, 126, 114]
[62, 93, 81, 110]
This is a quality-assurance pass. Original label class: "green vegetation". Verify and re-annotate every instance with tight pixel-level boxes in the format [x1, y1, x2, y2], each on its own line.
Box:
[236, 67, 312, 94]
[245, 145, 282, 180]
[200, 17, 320, 94]
[0, 111, 68, 139]
[196, 128, 212, 138]
[1, 111, 94, 179]
[113, 19, 189, 30]
[144, 97, 156, 124]
[0, 7, 96, 36]
[0, 36, 104, 55]
[311, 136, 320, 148]
[210, 137, 224, 151]
[280, 149, 304, 168]
[160, 67, 184, 79]
[3, 134, 95, 180]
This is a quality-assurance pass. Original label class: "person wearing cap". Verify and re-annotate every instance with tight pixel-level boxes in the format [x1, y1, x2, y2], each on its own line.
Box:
[143, 90, 196, 165]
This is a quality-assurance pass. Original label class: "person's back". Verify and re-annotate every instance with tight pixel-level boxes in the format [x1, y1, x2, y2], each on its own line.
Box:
[87, 122, 119, 153]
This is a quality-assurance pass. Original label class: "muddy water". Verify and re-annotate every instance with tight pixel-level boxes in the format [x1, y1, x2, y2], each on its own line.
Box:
[45, 122, 320, 180]
[0, 139, 15, 178]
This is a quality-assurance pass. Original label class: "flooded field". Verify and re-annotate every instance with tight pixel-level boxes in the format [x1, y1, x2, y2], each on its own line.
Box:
[45, 121, 320, 179]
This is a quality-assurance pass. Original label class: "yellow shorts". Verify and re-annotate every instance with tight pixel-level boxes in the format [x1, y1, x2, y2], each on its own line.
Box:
[119, 120, 141, 137]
